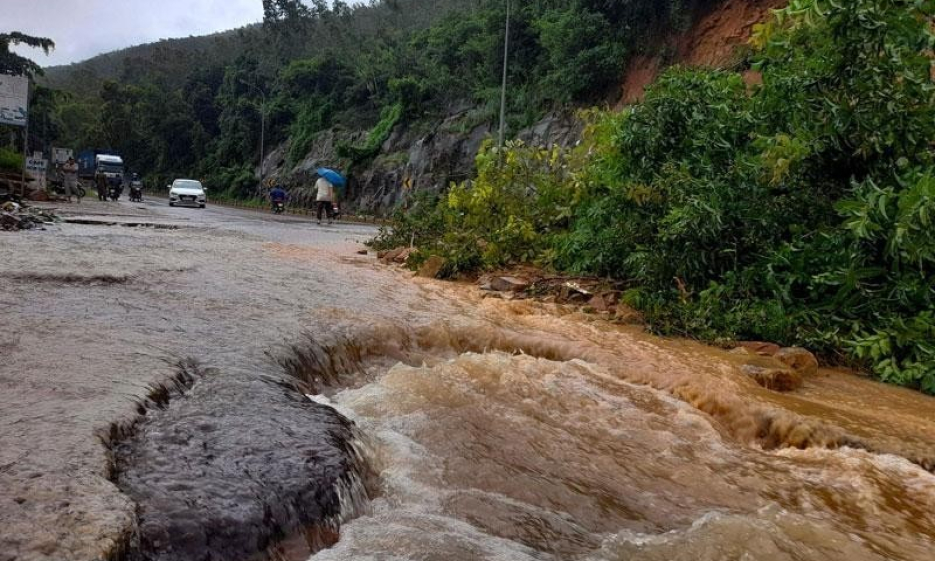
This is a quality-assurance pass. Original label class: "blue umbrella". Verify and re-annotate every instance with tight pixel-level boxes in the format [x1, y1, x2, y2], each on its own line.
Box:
[316, 167, 346, 188]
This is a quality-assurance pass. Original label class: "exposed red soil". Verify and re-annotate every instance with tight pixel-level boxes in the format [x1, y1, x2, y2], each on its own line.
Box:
[620, 0, 787, 104]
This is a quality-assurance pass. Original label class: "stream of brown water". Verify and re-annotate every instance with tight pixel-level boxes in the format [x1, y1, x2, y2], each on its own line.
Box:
[294, 293, 935, 561]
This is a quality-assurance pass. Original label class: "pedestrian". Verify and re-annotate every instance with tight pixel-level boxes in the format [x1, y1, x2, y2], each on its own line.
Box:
[62, 157, 79, 203]
[96, 169, 108, 201]
[315, 175, 335, 225]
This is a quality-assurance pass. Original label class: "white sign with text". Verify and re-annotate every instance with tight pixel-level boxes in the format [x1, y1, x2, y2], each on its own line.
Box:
[0, 73, 29, 127]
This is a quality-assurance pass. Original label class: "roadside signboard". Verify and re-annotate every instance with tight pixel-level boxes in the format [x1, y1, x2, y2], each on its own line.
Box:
[0, 73, 29, 127]
[25, 157, 47, 192]
[52, 147, 73, 164]
[26, 157, 47, 173]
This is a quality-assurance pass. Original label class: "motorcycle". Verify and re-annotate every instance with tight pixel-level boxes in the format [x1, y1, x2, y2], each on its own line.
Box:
[272, 200, 285, 215]
[109, 182, 124, 201]
[48, 178, 86, 200]
[129, 184, 144, 202]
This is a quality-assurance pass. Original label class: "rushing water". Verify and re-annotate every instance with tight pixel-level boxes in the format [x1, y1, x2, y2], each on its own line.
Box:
[16, 209, 930, 560]
[284, 295, 935, 561]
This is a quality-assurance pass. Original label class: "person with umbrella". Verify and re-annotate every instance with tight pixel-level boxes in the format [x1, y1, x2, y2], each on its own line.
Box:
[61, 157, 80, 203]
[315, 167, 346, 225]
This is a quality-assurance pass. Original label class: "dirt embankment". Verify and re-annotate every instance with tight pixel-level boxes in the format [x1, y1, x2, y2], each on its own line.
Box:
[620, 0, 787, 104]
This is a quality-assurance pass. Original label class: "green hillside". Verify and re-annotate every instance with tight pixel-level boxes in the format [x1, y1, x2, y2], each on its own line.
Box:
[36, 0, 708, 192]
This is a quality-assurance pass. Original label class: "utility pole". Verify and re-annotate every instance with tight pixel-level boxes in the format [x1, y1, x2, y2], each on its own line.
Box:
[241, 78, 268, 193]
[259, 101, 266, 177]
[21, 116, 28, 197]
[498, 0, 511, 157]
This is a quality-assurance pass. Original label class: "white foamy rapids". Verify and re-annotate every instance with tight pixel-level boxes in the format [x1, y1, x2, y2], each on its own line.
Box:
[306, 351, 935, 560]
[588, 505, 881, 561]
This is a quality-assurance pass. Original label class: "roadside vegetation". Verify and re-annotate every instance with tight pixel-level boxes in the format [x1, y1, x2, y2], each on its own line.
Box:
[373, 0, 935, 393]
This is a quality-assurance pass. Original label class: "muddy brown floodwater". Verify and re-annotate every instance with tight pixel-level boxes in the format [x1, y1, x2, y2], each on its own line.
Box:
[2, 200, 934, 561]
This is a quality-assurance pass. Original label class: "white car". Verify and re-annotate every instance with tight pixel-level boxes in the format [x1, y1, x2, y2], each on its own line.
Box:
[168, 179, 207, 208]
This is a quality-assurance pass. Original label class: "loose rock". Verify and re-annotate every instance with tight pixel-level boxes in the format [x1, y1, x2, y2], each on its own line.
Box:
[737, 341, 781, 356]
[379, 246, 415, 265]
[379, 247, 404, 263]
[775, 347, 820, 377]
[587, 291, 620, 313]
[489, 276, 530, 293]
[741, 363, 803, 392]
[394, 248, 414, 264]
[0, 205, 58, 231]
[417, 255, 447, 279]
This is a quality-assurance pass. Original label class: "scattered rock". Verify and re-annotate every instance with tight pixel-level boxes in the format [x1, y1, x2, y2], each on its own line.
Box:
[482, 291, 515, 300]
[356, 249, 368, 255]
[379, 246, 415, 265]
[587, 294, 609, 313]
[614, 305, 643, 325]
[395, 248, 415, 264]
[417, 255, 447, 279]
[379, 247, 404, 263]
[586, 291, 620, 313]
[737, 341, 781, 356]
[741, 362, 803, 392]
[775, 347, 820, 377]
[489, 276, 530, 293]
[563, 281, 592, 296]
[1, 205, 58, 231]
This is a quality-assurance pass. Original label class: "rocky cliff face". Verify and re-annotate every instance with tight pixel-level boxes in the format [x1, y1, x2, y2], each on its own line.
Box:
[263, 109, 581, 215]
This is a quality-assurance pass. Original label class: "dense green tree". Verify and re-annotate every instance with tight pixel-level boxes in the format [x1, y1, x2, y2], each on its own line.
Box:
[0, 31, 54, 77]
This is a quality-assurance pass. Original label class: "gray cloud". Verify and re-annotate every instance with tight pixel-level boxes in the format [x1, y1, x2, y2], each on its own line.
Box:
[2, 0, 264, 67]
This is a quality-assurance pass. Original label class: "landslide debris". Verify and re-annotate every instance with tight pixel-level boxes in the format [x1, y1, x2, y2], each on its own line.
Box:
[0, 201, 60, 231]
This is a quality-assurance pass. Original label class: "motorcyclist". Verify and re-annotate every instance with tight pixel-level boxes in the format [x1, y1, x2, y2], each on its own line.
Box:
[109, 174, 123, 201]
[269, 184, 287, 212]
[129, 173, 143, 201]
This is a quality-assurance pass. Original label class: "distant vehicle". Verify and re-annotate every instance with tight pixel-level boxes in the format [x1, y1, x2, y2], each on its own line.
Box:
[76, 149, 122, 180]
[168, 179, 206, 208]
[95, 154, 125, 189]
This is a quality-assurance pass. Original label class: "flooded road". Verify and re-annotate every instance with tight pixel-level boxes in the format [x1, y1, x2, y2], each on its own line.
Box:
[2, 200, 934, 560]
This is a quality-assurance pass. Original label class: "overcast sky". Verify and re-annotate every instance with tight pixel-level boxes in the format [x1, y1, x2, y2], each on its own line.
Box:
[2, 0, 266, 67]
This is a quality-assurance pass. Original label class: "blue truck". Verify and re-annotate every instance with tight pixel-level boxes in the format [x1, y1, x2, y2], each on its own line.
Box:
[76, 149, 124, 180]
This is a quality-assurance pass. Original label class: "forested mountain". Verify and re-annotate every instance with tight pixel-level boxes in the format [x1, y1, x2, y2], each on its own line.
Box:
[35, 0, 723, 197]
[42, 29, 249, 96]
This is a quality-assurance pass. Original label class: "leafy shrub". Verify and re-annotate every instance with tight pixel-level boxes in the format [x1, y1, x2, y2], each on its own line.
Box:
[444, 139, 579, 270]
[0, 147, 22, 173]
[534, 6, 625, 102]
[370, 189, 448, 251]
[337, 103, 403, 164]
[287, 100, 333, 166]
